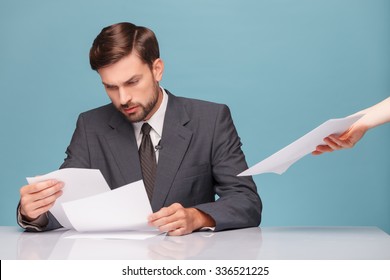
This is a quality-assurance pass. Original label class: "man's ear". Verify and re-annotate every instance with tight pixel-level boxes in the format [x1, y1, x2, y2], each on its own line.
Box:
[152, 58, 164, 82]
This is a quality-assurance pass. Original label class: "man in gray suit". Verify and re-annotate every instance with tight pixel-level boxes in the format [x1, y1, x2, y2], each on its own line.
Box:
[18, 22, 262, 236]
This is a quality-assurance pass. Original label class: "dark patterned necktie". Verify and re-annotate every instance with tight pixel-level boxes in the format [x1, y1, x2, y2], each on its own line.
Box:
[139, 123, 156, 201]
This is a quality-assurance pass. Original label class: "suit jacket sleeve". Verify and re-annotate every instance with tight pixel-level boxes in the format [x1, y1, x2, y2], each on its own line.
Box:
[194, 105, 262, 231]
[60, 113, 91, 169]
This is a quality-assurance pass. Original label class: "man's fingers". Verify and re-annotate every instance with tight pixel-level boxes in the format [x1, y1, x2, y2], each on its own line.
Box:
[149, 206, 200, 236]
[151, 207, 187, 227]
[20, 180, 64, 220]
[148, 203, 183, 222]
[38, 183, 64, 200]
[158, 220, 183, 233]
[30, 189, 63, 210]
[20, 182, 63, 205]
[148, 203, 190, 234]
[167, 227, 188, 236]
[20, 179, 62, 196]
[21, 189, 62, 216]
[25, 201, 56, 220]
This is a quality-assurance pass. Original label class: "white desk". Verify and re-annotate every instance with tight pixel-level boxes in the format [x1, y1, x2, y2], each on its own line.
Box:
[1, 226, 389, 260]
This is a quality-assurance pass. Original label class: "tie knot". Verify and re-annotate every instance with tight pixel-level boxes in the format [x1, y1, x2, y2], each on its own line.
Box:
[141, 123, 152, 135]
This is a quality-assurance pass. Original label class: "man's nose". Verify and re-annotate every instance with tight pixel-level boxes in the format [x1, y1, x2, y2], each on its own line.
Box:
[119, 87, 132, 105]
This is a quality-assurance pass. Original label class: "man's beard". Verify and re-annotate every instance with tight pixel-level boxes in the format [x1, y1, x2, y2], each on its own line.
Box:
[120, 85, 160, 123]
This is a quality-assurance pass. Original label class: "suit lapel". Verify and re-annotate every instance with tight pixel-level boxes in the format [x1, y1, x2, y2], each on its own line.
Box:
[151, 93, 193, 211]
[105, 110, 142, 187]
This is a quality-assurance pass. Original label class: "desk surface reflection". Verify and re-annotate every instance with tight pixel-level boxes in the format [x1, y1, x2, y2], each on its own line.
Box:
[1, 226, 389, 260]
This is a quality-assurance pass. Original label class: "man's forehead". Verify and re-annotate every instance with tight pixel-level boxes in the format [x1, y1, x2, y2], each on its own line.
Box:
[98, 53, 147, 85]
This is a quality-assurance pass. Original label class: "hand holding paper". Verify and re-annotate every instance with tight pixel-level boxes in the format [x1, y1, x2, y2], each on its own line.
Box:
[26, 169, 110, 229]
[26, 168, 155, 232]
[19, 179, 64, 222]
[238, 114, 364, 176]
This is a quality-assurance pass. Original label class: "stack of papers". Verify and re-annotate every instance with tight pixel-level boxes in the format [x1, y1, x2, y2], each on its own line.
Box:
[27, 169, 156, 235]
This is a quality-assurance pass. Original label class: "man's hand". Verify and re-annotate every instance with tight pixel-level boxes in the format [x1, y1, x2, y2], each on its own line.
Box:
[148, 203, 215, 236]
[19, 179, 64, 221]
[312, 122, 368, 155]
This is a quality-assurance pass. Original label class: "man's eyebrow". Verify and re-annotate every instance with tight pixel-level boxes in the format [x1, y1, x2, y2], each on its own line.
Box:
[124, 75, 142, 84]
[102, 81, 116, 87]
[102, 75, 142, 87]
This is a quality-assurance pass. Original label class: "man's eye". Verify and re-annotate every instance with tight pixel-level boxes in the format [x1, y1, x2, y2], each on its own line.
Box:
[127, 80, 138, 85]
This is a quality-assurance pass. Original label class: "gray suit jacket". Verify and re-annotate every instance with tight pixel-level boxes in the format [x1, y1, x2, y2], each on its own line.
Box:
[31, 91, 262, 231]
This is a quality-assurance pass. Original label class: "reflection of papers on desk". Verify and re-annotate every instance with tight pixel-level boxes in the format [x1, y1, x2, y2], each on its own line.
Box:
[26, 169, 155, 234]
[238, 114, 364, 176]
[64, 230, 164, 240]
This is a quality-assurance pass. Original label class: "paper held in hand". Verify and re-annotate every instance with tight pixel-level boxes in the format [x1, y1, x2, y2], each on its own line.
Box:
[27, 168, 155, 232]
[238, 114, 364, 176]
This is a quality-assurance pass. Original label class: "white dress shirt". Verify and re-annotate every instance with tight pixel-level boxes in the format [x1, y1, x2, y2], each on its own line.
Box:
[132, 87, 168, 162]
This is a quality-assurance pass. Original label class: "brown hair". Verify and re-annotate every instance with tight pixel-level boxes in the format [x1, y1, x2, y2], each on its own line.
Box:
[89, 22, 160, 71]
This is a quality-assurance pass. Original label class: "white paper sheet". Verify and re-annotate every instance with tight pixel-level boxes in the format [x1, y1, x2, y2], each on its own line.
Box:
[26, 168, 110, 228]
[62, 180, 155, 232]
[238, 114, 364, 176]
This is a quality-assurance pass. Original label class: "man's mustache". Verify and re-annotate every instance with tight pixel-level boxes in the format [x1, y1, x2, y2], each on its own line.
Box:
[121, 102, 139, 109]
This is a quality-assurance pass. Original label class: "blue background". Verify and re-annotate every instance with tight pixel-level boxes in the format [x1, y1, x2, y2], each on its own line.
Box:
[1, 0, 389, 233]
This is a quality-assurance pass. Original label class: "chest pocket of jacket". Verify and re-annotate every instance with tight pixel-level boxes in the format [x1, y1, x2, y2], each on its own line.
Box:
[167, 163, 213, 207]
[176, 163, 210, 179]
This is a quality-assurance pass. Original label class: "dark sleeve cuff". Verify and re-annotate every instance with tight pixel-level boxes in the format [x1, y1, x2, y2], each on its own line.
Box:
[16, 203, 49, 231]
